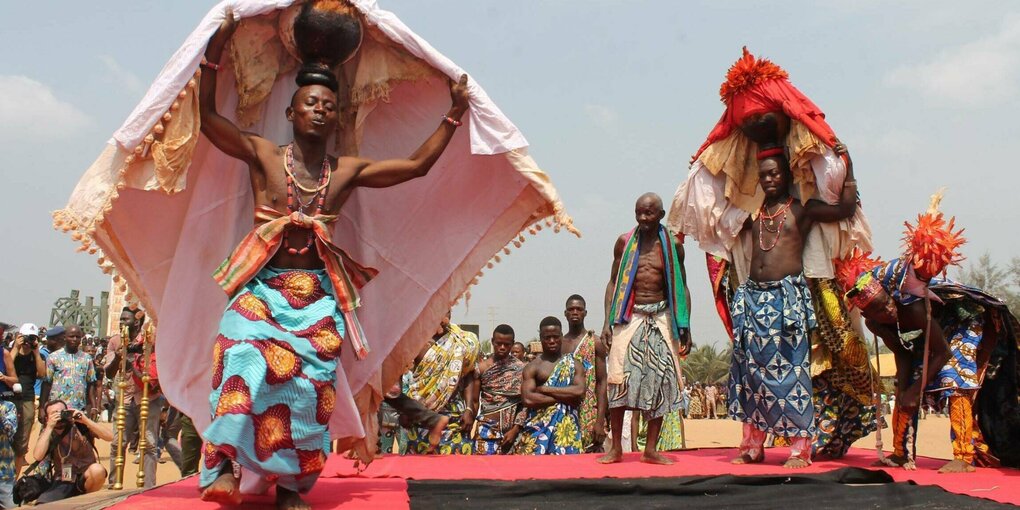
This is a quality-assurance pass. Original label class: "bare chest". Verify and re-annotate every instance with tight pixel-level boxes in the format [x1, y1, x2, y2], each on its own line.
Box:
[253, 153, 356, 215]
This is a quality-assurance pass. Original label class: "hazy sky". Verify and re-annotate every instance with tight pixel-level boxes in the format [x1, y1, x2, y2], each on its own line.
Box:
[2, 1, 1018, 347]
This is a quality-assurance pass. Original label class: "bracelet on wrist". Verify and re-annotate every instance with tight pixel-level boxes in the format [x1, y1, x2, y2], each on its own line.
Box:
[201, 60, 220, 72]
[442, 115, 462, 127]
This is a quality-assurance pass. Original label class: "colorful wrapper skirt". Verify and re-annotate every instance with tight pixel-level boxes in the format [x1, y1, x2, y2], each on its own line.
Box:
[200, 267, 344, 493]
[728, 273, 817, 438]
[635, 409, 684, 451]
[515, 356, 583, 455]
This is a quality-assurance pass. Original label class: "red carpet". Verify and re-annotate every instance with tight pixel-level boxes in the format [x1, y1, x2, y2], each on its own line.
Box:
[110, 447, 1019, 509]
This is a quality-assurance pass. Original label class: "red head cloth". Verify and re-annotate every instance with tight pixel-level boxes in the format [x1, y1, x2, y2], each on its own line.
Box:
[695, 47, 838, 160]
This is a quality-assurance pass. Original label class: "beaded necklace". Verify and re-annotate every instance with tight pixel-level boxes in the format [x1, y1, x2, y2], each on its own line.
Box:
[283, 143, 331, 256]
[757, 197, 793, 252]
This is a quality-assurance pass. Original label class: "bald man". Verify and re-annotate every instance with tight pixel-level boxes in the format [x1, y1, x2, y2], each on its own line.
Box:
[598, 193, 692, 465]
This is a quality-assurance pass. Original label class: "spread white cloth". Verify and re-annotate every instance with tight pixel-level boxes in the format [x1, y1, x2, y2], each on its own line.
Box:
[56, 0, 575, 475]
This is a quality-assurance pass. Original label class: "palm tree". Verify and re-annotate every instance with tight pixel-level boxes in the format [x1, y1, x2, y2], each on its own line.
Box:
[682, 343, 731, 385]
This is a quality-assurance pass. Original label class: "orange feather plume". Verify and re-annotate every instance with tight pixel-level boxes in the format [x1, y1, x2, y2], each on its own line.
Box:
[833, 249, 883, 293]
[719, 47, 789, 103]
[902, 189, 966, 280]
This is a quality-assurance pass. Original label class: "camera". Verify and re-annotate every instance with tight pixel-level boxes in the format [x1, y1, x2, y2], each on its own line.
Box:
[59, 410, 76, 422]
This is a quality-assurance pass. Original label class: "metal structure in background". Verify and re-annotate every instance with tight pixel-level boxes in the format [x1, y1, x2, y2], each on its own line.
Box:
[112, 323, 130, 490]
[135, 323, 155, 488]
[49, 290, 109, 334]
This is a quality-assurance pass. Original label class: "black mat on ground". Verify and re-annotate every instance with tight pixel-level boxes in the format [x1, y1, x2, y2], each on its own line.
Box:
[407, 467, 1012, 509]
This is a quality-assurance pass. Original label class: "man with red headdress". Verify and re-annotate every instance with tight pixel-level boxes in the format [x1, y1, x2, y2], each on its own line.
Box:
[668, 48, 878, 460]
[841, 192, 1020, 473]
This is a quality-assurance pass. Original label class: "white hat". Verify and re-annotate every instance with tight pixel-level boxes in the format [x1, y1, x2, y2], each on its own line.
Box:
[19, 323, 39, 336]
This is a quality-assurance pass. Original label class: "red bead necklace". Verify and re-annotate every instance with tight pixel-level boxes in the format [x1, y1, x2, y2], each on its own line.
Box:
[757, 197, 793, 252]
[283, 143, 331, 256]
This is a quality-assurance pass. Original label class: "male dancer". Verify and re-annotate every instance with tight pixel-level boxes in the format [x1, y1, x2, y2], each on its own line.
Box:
[198, 9, 470, 510]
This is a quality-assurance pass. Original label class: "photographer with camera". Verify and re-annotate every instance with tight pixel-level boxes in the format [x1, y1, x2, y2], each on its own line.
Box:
[11, 324, 44, 475]
[25, 401, 110, 503]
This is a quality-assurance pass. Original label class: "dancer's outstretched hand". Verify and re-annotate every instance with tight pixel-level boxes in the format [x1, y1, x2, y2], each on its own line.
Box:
[448, 74, 470, 119]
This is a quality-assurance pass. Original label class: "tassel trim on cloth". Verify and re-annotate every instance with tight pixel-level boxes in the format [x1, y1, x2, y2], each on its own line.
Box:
[52, 69, 204, 310]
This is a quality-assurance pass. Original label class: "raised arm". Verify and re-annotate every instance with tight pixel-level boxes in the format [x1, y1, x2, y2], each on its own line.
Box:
[350, 74, 470, 188]
[804, 141, 857, 223]
[199, 8, 258, 164]
[601, 234, 627, 347]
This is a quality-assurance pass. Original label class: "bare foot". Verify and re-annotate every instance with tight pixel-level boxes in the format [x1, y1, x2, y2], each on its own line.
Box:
[640, 451, 675, 465]
[938, 459, 976, 474]
[276, 487, 311, 510]
[731, 453, 763, 465]
[200, 471, 243, 506]
[874, 454, 916, 470]
[782, 457, 810, 469]
[596, 447, 623, 464]
[427, 415, 450, 453]
[348, 438, 377, 473]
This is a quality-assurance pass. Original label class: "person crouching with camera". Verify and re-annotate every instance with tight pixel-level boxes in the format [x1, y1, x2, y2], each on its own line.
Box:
[29, 401, 111, 503]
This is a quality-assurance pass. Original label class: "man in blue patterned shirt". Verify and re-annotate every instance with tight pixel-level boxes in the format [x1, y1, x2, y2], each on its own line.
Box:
[39, 326, 97, 420]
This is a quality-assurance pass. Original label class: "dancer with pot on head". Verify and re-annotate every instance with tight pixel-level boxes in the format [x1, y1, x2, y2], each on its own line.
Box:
[197, 6, 470, 509]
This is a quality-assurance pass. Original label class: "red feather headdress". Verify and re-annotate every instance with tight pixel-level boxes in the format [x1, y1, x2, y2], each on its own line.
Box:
[719, 47, 789, 104]
[902, 189, 966, 280]
[834, 249, 883, 293]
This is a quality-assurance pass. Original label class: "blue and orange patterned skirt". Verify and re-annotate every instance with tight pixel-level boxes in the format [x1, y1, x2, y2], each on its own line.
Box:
[200, 267, 343, 493]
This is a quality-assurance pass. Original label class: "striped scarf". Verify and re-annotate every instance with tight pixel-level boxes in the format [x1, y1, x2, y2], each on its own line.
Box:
[213, 206, 379, 358]
[608, 224, 690, 340]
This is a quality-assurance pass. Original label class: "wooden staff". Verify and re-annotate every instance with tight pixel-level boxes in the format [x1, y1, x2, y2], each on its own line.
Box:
[112, 323, 130, 490]
[136, 323, 155, 488]
[871, 333, 886, 464]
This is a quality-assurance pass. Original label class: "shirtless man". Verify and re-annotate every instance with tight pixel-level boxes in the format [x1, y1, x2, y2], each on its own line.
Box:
[598, 193, 692, 465]
[198, 9, 470, 510]
[727, 143, 856, 469]
[516, 317, 586, 454]
[560, 295, 608, 452]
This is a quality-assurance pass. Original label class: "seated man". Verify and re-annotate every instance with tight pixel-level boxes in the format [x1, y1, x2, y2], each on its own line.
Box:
[30, 401, 112, 503]
[474, 325, 526, 454]
[404, 312, 480, 455]
[515, 317, 585, 455]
